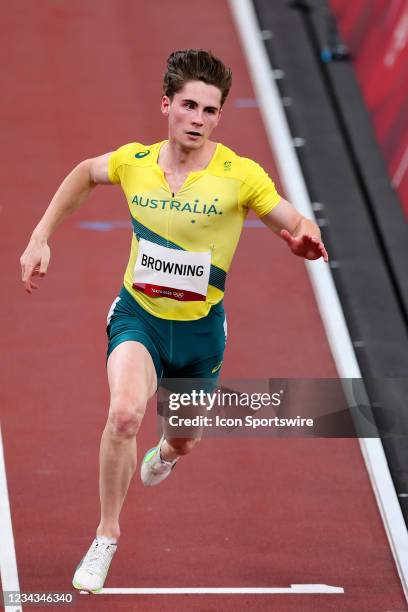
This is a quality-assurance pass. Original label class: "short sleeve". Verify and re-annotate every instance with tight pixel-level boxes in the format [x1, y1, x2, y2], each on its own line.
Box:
[239, 158, 281, 216]
[108, 143, 138, 185]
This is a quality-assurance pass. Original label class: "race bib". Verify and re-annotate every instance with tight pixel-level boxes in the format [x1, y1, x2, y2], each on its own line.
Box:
[133, 238, 211, 301]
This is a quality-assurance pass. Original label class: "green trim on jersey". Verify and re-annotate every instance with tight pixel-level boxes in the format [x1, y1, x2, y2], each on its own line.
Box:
[109, 141, 281, 320]
[131, 217, 226, 292]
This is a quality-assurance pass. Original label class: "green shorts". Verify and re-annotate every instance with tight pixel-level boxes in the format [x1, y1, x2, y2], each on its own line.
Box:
[106, 287, 227, 385]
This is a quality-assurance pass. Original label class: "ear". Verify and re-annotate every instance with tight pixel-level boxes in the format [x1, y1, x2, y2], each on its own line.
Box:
[161, 96, 171, 117]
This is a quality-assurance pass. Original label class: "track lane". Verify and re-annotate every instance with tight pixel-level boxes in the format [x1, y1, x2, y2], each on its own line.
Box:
[1, 1, 406, 610]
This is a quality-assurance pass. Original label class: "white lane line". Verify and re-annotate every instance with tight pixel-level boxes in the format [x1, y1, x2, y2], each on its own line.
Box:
[89, 584, 343, 595]
[0, 425, 22, 612]
[229, 0, 408, 604]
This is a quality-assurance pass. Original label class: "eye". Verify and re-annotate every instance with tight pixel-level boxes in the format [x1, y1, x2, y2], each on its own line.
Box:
[184, 101, 195, 109]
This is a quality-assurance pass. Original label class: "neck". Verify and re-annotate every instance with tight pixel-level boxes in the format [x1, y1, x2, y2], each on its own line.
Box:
[159, 139, 216, 173]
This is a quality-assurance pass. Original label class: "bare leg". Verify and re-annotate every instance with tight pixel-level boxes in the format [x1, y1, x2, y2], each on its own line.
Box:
[161, 437, 200, 461]
[97, 341, 157, 540]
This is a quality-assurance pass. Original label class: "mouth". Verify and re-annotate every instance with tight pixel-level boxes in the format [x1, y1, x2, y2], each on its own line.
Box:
[186, 131, 202, 137]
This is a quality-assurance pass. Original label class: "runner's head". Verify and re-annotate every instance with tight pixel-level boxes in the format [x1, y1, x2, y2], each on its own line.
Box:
[161, 49, 232, 149]
[163, 49, 232, 106]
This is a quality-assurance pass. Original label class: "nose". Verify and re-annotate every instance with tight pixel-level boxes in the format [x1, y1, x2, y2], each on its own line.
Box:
[192, 108, 204, 125]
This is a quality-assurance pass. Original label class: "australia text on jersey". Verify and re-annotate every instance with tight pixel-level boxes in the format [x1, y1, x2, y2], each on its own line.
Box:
[132, 194, 222, 215]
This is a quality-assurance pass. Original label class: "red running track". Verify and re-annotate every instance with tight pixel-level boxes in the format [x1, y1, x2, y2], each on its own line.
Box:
[1, 1, 406, 611]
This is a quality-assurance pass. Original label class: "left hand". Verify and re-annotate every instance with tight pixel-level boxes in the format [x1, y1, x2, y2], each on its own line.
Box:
[280, 229, 329, 262]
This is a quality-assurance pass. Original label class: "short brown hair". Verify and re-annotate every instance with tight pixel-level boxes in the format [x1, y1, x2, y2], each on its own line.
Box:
[163, 49, 232, 106]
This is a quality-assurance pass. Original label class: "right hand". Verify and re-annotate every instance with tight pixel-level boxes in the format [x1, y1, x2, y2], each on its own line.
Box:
[20, 239, 51, 294]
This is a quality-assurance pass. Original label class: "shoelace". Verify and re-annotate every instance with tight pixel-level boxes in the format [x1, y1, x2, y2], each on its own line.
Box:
[151, 459, 171, 474]
[81, 541, 116, 574]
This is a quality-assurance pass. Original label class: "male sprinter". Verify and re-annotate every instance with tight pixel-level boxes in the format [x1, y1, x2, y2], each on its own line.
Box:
[20, 49, 328, 592]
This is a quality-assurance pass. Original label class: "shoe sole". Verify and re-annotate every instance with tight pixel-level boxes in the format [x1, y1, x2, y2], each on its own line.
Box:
[72, 580, 102, 594]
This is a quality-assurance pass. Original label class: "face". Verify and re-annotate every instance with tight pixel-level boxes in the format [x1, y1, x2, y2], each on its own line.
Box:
[161, 80, 222, 150]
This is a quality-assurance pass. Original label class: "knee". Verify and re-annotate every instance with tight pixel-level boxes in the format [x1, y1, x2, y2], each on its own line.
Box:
[108, 408, 142, 439]
[108, 396, 145, 439]
[167, 437, 200, 456]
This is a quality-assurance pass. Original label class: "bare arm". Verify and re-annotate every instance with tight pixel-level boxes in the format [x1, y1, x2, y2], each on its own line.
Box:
[261, 197, 328, 262]
[20, 153, 112, 293]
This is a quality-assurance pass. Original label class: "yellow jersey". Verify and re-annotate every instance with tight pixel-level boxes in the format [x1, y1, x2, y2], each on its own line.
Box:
[108, 141, 281, 320]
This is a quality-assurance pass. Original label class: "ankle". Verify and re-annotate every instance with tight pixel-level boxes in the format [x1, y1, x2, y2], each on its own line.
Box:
[161, 438, 198, 460]
[96, 525, 120, 541]
[160, 440, 180, 462]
